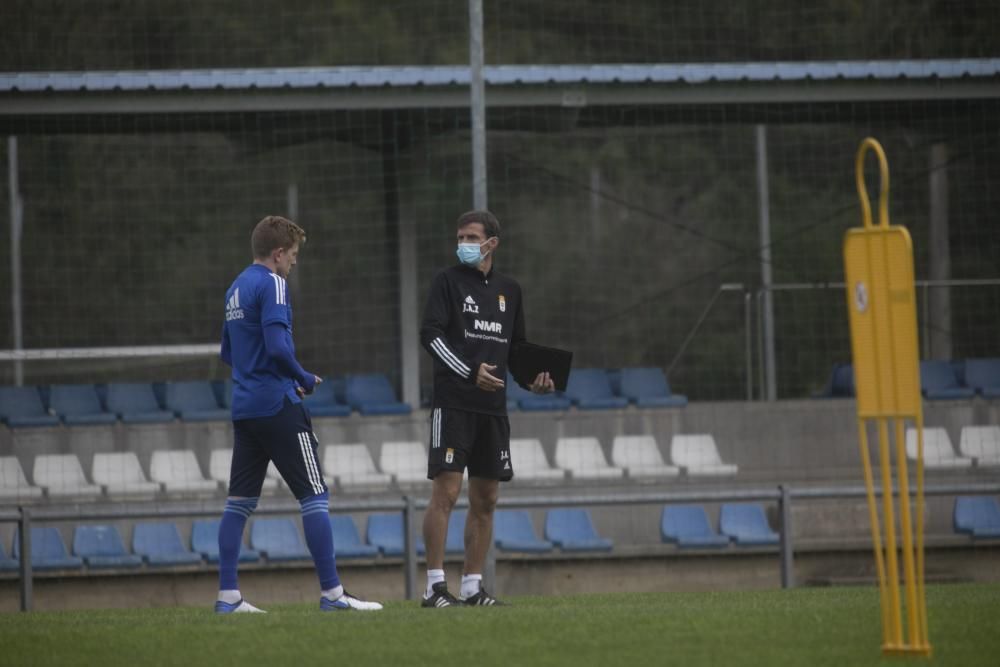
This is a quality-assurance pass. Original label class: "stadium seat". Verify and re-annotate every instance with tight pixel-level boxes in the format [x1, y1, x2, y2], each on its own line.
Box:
[215, 380, 233, 409]
[0, 386, 60, 428]
[365, 513, 425, 557]
[208, 448, 280, 492]
[660, 505, 730, 548]
[105, 382, 175, 424]
[303, 381, 352, 417]
[445, 509, 467, 555]
[493, 510, 553, 553]
[251, 518, 312, 561]
[378, 441, 427, 485]
[132, 522, 203, 566]
[719, 504, 779, 546]
[323, 444, 392, 488]
[919, 360, 975, 400]
[329, 515, 379, 558]
[544, 508, 613, 552]
[191, 519, 259, 563]
[813, 363, 855, 398]
[91, 452, 162, 498]
[33, 454, 103, 498]
[618, 367, 688, 407]
[13, 526, 84, 570]
[72, 525, 143, 568]
[162, 381, 229, 422]
[508, 439, 565, 481]
[611, 435, 680, 479]
[150, 450, 219, 494]
[48, 384, 117, 425]
[959, 426, 1000, 467]
[344, 374, 411, 416]
[506, 373, 572, 411]
[669, 434, 739, 476]
[953, 496, 1000, 539]
[554, 437, 624, 479]
[564, 369, 629, 410]
[0, 540, 18, 572]
[0, 456, 44, 501]
[963, 358, 1000, 398]
[904, 427, 973, 469]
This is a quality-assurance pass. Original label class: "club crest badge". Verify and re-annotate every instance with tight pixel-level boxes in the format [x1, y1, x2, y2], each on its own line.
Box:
[445, 448, 454, 464]
[498, 295, 506, 312]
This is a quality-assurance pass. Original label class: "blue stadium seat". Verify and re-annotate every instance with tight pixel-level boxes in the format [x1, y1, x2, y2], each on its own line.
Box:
[814, 363, 855, 398]
[105, 383, 176, 424]
[345, 374, 411, 416]
[13, 527, 84, 570]
[250, 518, 312, 561]
[564, 369, 629, 410]
[329, 515, 379, 558]
[49, 384, 117, 425]
[366, 513, 425, 557]
[0, 540, 18, 571]
[660, 505, 730, 548]
[506, 373, 572, 412]
[919, 360, 975, 400]
[544, 508, 613, 552]
[446, 509, 467, 555]
[191, 519, 259, 563]
[0, 386, 60, 428]
[213, 380, 233, 409]
[493, 510, 553, 553]
[132, 522, 202, 566]
[72, 525, 143, 568]
[303, 381, 352, 418]
[618, 367, 688, 407]
[964, 358, 1000, 399]
[719, 503, 780, 546]
[953, 496, 1000, 539]
[163, 381, 230, 422]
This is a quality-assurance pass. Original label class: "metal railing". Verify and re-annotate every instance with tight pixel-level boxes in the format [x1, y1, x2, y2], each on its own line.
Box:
[4, 480, 999, 611]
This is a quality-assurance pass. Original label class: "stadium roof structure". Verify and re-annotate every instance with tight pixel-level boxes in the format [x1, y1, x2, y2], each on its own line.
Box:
[2, 59, 999, 119]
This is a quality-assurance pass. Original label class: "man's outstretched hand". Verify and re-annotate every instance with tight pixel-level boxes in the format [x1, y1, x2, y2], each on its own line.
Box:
[476, 363, 505, 392]
[530, 371, 555, 394]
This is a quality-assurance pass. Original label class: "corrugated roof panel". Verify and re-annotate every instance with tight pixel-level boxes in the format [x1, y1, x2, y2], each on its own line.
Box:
[2, 59, 998, 93]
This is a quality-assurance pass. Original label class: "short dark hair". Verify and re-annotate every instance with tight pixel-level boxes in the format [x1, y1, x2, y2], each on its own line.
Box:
[251, 215, 306, 258]
[456, 209, 500, 239]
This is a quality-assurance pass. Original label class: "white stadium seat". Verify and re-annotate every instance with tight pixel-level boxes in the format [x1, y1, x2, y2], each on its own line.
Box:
[554, 437, 623, 479]
[905, 427, 973, 469]
[509, 438, 565, 481]
[378, 441, 428, 485]
[959, 426, 1000, 467]
[0, 456, 44, 501]
[150, 450, 218, 494]
[669, 434, 739, 476]
[323, 444, 392, 488]
[611, 435, 680, 479]
[91, 452, 161, 498]
[33, 454, 103, 498]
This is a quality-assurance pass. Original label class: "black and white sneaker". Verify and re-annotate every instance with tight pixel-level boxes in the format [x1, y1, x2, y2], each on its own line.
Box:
[461, 584, 507, 606]
[421, 582, 460, 608]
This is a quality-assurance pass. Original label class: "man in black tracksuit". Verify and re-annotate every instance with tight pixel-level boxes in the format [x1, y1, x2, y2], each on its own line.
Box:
[419, 209, 554, 608]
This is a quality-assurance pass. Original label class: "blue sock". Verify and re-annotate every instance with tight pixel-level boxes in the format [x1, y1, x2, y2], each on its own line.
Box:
[300, 491, 340, 592]
[218, 497, 258, 591]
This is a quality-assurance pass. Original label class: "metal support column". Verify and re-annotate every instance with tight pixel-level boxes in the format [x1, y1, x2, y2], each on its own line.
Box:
[403, 495, 418, 601]
[8, 136, 24, 386]
[755, 125, 776, 400]
[468, 0, 487, 210]
[778, 485, 794, 589]
[18, 507, 32, 611]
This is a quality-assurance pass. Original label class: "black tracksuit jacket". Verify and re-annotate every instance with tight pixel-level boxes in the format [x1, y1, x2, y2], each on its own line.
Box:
[420, 263, 527, 416]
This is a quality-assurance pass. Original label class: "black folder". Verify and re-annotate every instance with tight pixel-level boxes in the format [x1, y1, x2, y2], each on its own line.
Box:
[509, 342, 573, 392]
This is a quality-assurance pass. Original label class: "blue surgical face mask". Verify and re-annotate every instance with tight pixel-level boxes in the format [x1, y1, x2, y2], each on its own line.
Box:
[456, 237, 495, 267]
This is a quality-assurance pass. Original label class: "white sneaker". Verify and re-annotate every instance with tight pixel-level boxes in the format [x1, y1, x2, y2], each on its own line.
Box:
[320, 590, 384, 611]
[215, 598, 266, 614]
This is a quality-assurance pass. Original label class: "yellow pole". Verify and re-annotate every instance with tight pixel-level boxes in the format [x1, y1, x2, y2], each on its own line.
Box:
[857, 420, 890, 644]
[894, 417, 921, 645]
[877, 417, 903, 648]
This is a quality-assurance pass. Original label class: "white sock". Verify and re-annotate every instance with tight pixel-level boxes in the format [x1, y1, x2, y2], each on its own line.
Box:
[460, 574, 482, 599]
[322, 585, 344, 601]
[425, 569, 446, 597]
[217, 589, 242, 604]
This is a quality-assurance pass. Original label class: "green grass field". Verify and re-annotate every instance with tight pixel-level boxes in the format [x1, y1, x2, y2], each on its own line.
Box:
[1, 584, 997, 666]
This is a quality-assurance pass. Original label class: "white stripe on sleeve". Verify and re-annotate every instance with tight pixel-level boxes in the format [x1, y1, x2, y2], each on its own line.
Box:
[430, 338, 471, 378]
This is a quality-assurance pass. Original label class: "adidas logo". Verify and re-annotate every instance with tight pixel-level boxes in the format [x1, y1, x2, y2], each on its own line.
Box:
[465, 295, 476, 305]
[462, 294, 479, 314]
[226, 287, 244, 321]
